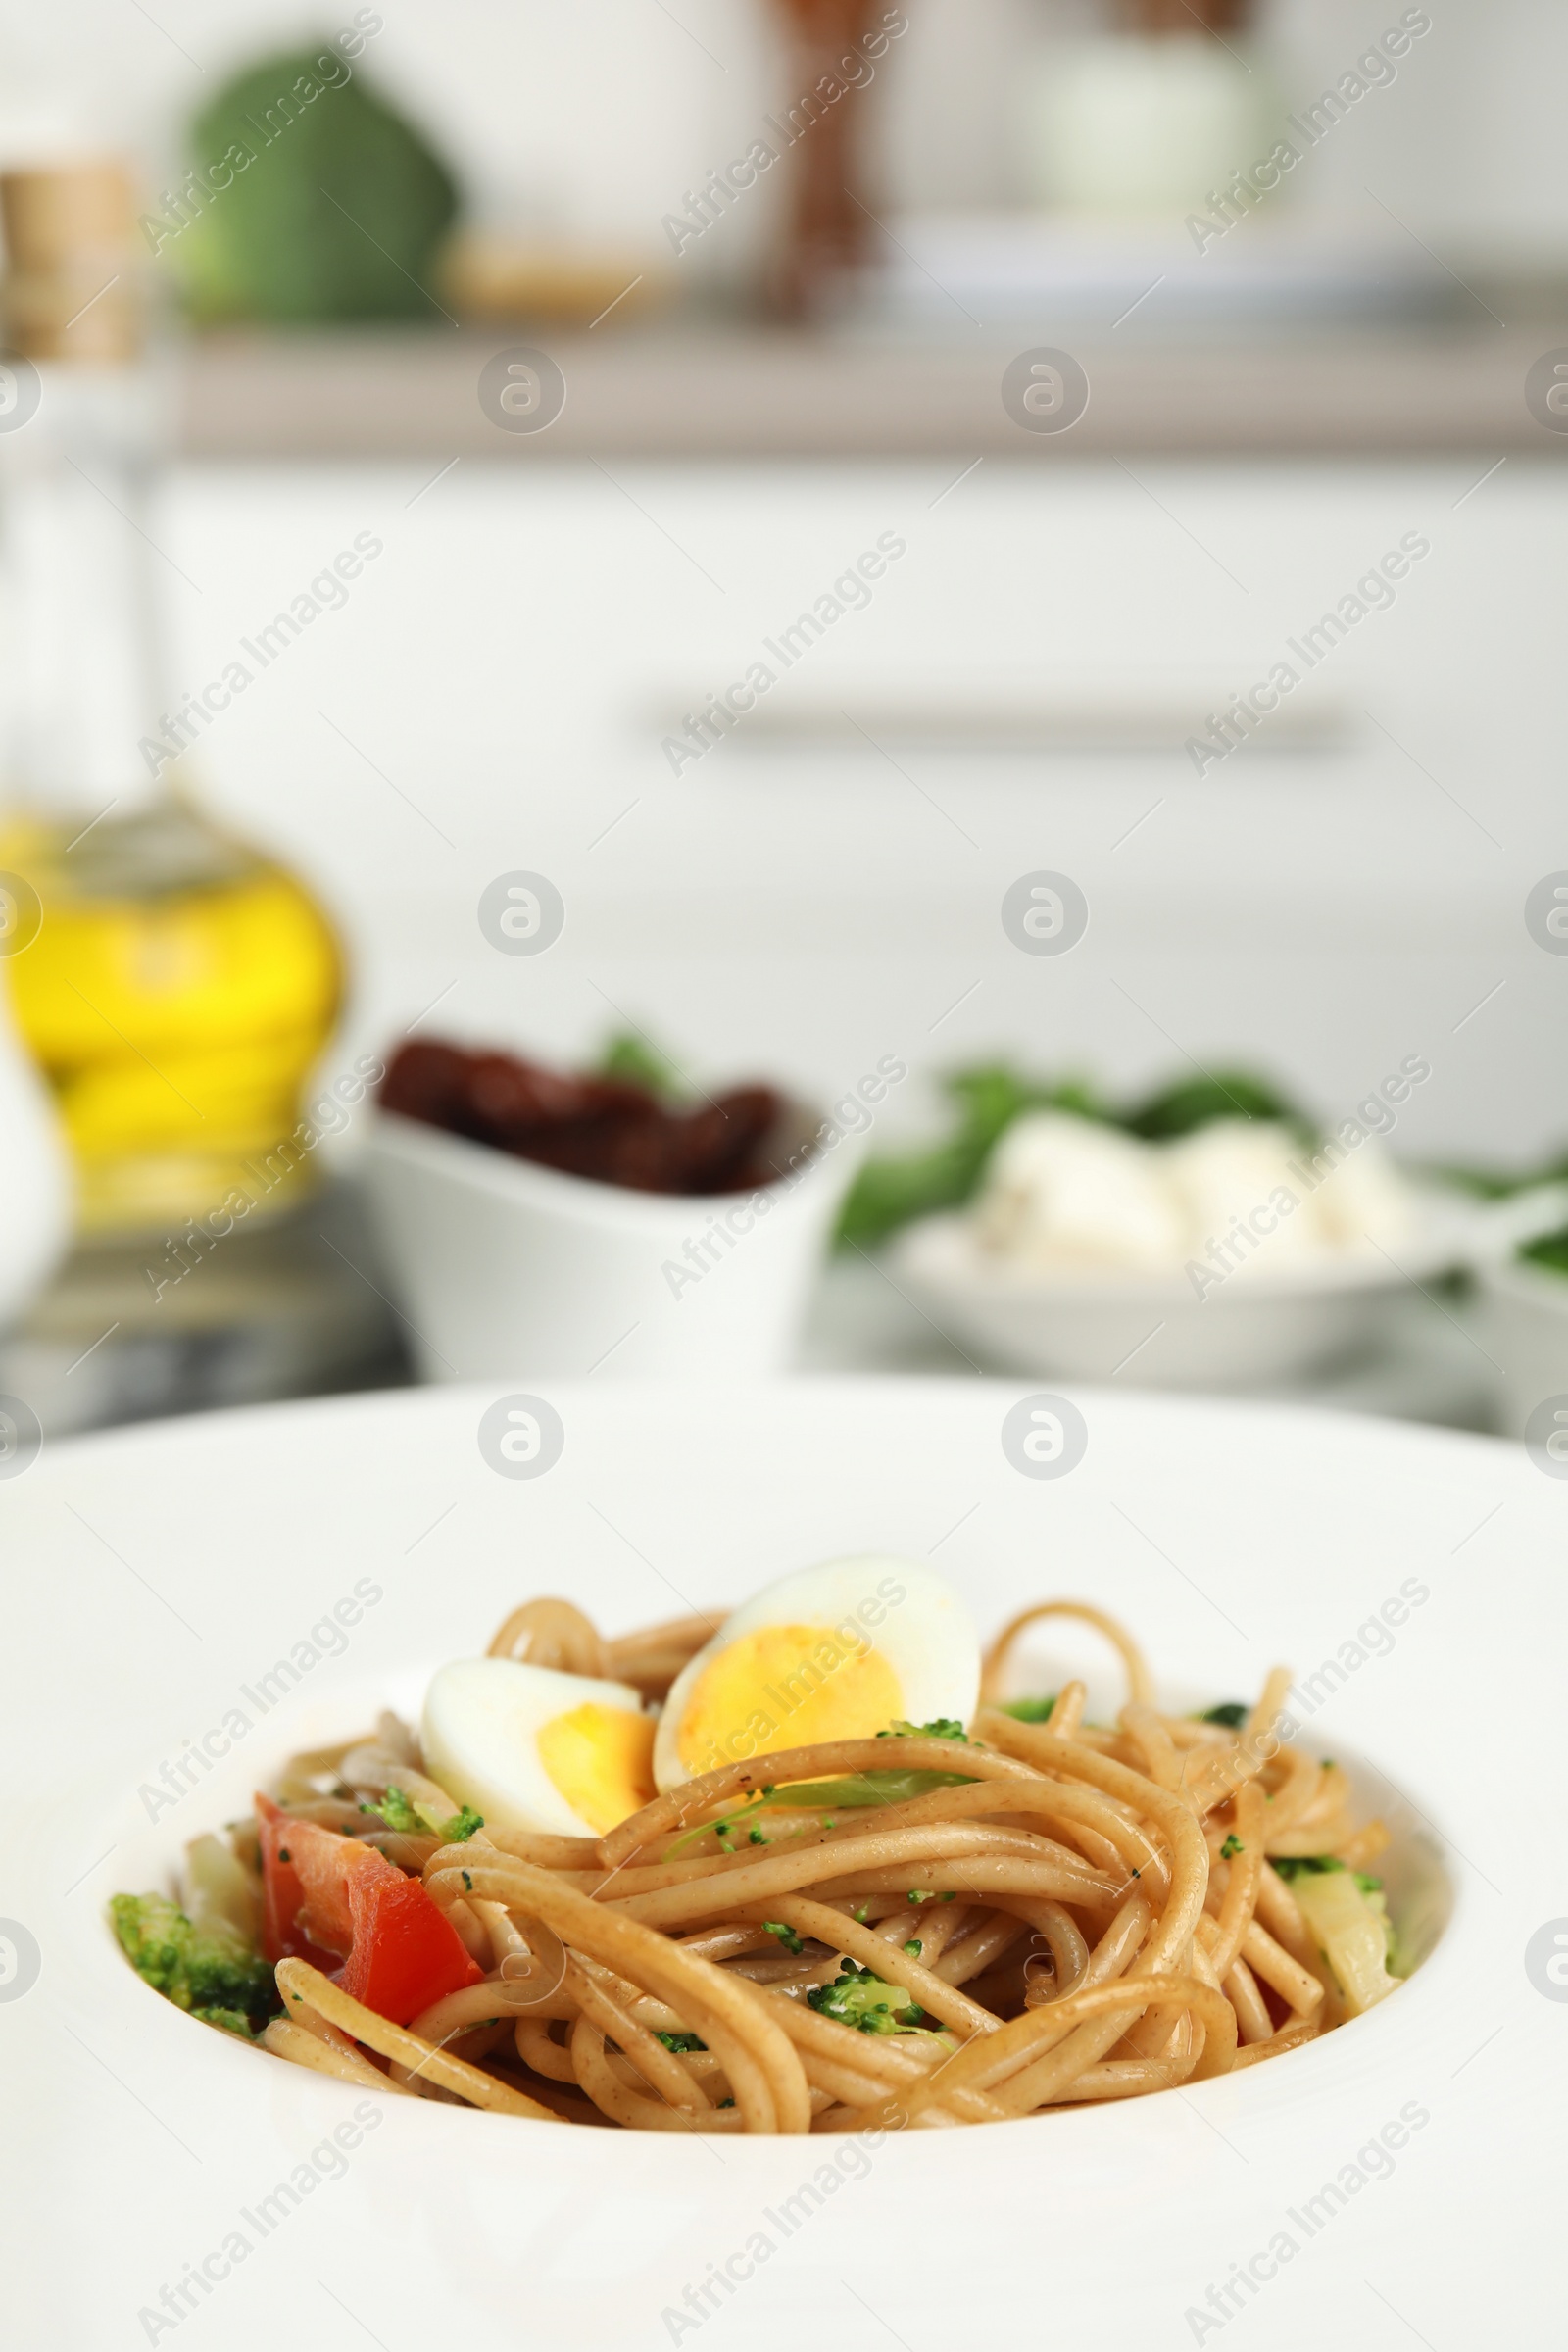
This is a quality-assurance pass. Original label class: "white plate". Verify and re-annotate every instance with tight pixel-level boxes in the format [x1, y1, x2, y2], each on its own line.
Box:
[6, 1380, 1557, 2350]
[892, 1194, 1474, 1388]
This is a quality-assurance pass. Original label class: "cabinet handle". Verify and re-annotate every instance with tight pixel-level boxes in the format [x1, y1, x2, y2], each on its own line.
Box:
[664, 693, 1355, 757]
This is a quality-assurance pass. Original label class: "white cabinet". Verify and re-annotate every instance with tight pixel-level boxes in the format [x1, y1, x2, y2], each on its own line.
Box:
[167, 456, 1566, 1159]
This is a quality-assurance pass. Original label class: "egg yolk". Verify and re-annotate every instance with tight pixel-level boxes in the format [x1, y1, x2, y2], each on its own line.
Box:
[676, 1622, 903, 1775]
[536, 1703, 657, 1835]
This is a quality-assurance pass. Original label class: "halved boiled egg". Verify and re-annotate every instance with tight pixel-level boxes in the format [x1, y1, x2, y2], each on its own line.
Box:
[421, 1658, 656, 1838]
[652, 1555, 979, 1791]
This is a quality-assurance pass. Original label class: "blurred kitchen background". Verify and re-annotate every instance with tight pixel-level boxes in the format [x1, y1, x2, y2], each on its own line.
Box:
[1, 0, 1566, 1446]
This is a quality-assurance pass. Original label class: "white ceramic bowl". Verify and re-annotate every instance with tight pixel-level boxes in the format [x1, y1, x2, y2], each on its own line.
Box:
[9, 1381, 1557, 2348]
[361, 1103, 862, 1381]
[1475, 1253, 1568, 1439]
[891, 1192, 1474, 1389]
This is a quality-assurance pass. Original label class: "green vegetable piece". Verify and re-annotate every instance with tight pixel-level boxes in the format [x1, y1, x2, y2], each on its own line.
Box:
[367, 1789, 482, 1843]
[666, 1765, 975, 1862]
[656, 2031, 707, 2053]
[1220, 1835, 1244, 1860]
[1123, 1069, 1307, 1142]
[363, 1786, 422, 1833]
[192, 2006, 259, 2039]
[1002, 1696, 1056, 1724]
[1200, 1702, 1249, 1730]
[903, 1939, 922, 1958]
[110, 1891, 278, 2034]
[906, 1889, 932, 1903]
[1519, 1223, 1568, 1276]
[598, 1032, 684, 1101]
[1272, 1856, 1383, 1893]
[760, 1920, 804, 1955]
[807, 1959, 921, 2035]
[762, 1769, 974, 1812]
[179, 50, 459, 325]
[879, 1718, 969, 1742]
[661, 1794, 768, 1861]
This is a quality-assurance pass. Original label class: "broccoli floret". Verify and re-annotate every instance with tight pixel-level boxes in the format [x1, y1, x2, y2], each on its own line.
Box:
[363, 1790, 483, 1841]
[1220, 1834, 1244, 1860]
[110, 1892, 277, 2036]
[807, 1960, 921, 2034]
[1001, 1695, 1055, 1723]
[362, 1787, 422, 1832]
[656, 2031, 707, 2053]
[878, 1718, 970, 1742]
[760, 1920, 804, 1955]
[1200, 1702, 1249, 1729]
[193, 2005, 260, 2038]
[1270, 1854, 1384, 1895]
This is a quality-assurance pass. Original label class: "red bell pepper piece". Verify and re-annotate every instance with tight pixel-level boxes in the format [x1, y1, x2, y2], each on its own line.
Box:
[256, 1794, 483, 2026]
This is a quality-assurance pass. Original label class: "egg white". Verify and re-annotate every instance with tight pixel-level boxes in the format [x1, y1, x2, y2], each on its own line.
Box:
[421, 1656, 650, 1838]
[652, 1553, 980, 1790]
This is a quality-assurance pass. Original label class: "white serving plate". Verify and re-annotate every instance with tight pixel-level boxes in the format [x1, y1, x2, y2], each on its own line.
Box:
[892, 1194, 1475, 1388]
[362, 1103, 860, 1382]
[5, 1380, 1556, 2350]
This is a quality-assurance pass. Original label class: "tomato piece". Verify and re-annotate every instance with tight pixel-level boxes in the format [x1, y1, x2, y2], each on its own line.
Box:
[255, 1794, 483, 2024]
[256, 1795, 342, 1970]
[335, 1869, 484, 2025]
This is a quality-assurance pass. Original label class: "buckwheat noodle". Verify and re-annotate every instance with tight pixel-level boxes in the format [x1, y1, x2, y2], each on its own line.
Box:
[228, 1596, 1395, 2132]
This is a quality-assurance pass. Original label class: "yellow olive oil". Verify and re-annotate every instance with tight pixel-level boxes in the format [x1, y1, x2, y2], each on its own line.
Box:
[1, 802, 340, 1232]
